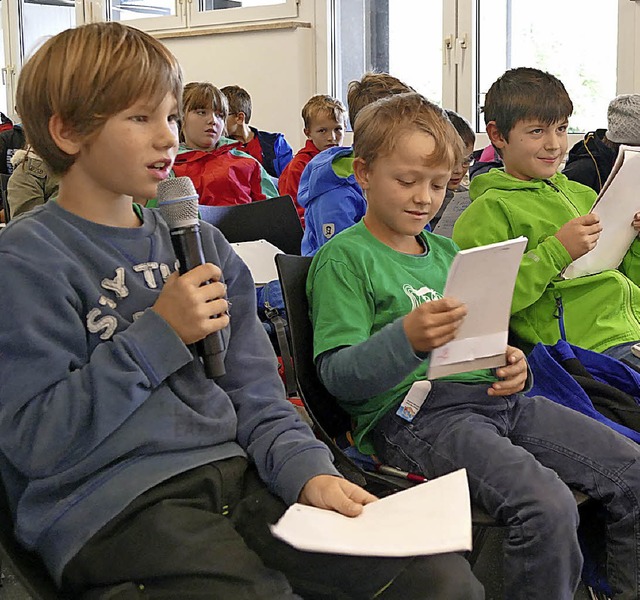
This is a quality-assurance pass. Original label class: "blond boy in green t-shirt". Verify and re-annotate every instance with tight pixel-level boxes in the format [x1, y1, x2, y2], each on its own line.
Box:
[308, 92, 640, 600]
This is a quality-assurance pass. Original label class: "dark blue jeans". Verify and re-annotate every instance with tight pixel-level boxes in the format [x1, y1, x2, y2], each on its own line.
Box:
[603, 340, 640, 373]
[373, 382, 640, 600]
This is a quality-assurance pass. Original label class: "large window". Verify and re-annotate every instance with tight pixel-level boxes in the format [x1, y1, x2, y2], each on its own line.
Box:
[334, 0, 626, 139]
[0, 0, 77, 121]
[0, 0, 300, 116]
[477, 0, 617, 133]
[20, 0, 75, 61]
[335, 0, 443, 124]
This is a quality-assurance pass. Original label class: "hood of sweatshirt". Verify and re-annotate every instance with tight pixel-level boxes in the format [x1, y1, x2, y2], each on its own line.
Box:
[176, 137, 242, 161]
[469, 167, 575, 200]
[566, 129, 616, 165]
[10, 148, 28, 168]
[297, 145, 357, 209]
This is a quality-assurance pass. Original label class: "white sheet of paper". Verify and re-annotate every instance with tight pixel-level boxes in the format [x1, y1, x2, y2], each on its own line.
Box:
[427, 237, 527, 379]
[270, 469, 471, 556]
[231, 239, 283, 285]
[563, 146, 640, 279]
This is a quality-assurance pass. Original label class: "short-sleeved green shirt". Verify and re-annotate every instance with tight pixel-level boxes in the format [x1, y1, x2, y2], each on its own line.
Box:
[308, 220, 495, 453]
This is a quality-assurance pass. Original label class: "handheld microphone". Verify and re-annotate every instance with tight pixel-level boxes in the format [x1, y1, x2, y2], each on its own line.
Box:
[157, 177, 226, 379]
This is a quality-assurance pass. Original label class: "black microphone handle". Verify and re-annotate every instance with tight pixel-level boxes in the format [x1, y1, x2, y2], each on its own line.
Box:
[169, 224, 226, 379]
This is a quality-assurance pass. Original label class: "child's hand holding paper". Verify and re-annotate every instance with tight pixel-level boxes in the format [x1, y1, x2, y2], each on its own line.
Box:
[487, 345, 528, 396]
[403, 297, 467, 354]
[563, 146, 640, 279]
[427, 237, 528, 379]
[554, 213, 602, 261]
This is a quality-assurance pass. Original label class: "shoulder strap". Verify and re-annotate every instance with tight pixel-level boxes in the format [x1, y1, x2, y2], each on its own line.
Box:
[264, 303, 297, 397]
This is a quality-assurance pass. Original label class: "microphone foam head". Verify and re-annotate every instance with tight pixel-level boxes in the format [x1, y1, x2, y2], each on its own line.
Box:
[157, 177, 199, 229]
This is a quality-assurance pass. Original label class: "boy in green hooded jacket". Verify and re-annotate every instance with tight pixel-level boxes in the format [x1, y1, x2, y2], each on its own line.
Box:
[453, 67, 640, 364]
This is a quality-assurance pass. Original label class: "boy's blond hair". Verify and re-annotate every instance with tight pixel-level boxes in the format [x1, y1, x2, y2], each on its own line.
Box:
[16, 22, 182, 175]
[301, 95, 346, 129]
[354, 92, 464, 171]
[347, 72, 414, 129]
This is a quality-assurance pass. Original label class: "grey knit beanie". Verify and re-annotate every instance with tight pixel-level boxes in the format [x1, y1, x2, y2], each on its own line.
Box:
[606, 94, 640, 145]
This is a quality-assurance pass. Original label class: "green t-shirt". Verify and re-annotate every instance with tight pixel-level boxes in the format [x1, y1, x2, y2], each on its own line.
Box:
[308, 220, 495, 453]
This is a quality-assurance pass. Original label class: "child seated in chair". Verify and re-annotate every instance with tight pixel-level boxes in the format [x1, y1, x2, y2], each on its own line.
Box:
[298, 72, 414, 256]
[452, 68, 640, 368]
[221, 84, 293, 179]
[430, 110, 474, 234]
[172, 82, 278, 207]
[0, 23, 484, 600]
[307, 91, 640, 600]
[279, 94, 347, 225]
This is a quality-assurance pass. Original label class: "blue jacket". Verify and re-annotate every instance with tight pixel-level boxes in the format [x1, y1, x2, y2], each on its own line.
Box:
[253, 127, 294, 179]
[526, 340, 640, 443]
[298, 146, 366, 256]
[0, 202, 338, 584]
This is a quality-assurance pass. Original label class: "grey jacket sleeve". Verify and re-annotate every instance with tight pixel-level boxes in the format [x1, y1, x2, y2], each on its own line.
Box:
[209, 229, 340, 504]
[317, 318, 426, 402]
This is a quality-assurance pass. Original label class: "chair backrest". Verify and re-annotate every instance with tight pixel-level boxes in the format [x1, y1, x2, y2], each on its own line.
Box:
[0, 476, 64, 599]
[199, 195, 303, 256]
[275, 254, 352, 441]
[276, 254, 388, 490]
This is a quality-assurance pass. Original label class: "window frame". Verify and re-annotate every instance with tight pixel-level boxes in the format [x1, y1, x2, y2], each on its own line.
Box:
[99, 0, 299, 33]
[188, 0, 298, 29]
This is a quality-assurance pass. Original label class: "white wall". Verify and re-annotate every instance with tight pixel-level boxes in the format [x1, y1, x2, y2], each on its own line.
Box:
[162, 0, 330, 150]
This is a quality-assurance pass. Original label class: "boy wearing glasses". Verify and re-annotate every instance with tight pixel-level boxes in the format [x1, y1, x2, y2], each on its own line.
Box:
[431, 110, 475, 235]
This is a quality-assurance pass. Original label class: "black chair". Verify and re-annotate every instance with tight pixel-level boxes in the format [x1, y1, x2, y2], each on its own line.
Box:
[275, 253, 593, 569]
[198, 195, 303, 255]
[0, 476, 64, 599]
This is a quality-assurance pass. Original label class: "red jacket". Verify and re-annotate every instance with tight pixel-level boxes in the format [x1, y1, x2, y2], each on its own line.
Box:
[278, 139, 320, 224]
[173, 143, 266, 206]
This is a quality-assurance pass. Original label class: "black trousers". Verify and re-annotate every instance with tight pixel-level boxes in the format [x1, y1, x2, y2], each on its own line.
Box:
[61, 457, 483, 600]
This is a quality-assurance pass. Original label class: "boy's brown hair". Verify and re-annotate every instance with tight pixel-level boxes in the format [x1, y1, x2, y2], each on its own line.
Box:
[16, 22, 182, 175]
[301, 95, 346, 129]
[220, 85, 252, 123]
[354, 92, 464, 171]
[347, 72, 414, 129]
[483, 67, 573, 141]
[445, 110, 476, 149]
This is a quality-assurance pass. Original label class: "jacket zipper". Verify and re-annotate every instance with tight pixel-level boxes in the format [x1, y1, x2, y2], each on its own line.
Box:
[554, 295, 567, 342]
[543, 179, 581, 216]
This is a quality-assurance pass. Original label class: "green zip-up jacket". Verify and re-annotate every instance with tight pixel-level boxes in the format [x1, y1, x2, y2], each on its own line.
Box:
[452, 168, 640, 353]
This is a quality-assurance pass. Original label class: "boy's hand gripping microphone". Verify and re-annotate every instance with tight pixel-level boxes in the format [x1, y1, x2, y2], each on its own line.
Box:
[157, 176, 226, 379]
